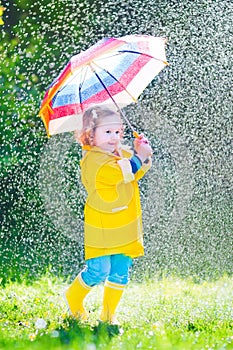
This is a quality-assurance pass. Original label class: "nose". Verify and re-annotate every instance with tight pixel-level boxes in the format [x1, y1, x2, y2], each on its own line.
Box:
[111, 133, 120, 141]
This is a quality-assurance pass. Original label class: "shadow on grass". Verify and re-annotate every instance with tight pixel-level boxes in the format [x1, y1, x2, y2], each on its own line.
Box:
[44, 317, 121, 349]
[58, 317, 122, 344]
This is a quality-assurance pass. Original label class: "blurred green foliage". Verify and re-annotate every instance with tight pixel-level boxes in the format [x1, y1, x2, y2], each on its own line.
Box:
[0, 0, 86, 282]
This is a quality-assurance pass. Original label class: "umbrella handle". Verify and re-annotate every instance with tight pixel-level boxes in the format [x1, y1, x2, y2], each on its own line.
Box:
[133, 131, 150, 144]
[133, 130, 140, 138]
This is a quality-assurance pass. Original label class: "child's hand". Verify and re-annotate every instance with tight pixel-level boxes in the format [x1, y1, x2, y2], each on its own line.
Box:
[134, 133, 149, 146]
[134, 134, 152, 163]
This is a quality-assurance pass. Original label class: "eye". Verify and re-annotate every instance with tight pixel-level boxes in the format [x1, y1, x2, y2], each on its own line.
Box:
[115, 131, 120, 134]
[106, 130, 111, 134]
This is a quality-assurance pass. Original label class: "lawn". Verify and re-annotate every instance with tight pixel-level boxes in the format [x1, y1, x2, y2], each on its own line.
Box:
[0, 274, 232, 349]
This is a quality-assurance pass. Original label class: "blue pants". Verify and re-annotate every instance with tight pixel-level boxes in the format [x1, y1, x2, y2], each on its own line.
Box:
[81, 254, 133, 287]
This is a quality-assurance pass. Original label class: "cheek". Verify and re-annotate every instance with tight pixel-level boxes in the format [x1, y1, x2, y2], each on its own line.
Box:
[94, 132, 106, 145]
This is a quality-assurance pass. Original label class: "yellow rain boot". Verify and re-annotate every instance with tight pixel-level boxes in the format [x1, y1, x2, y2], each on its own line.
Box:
[64, 273, 92, 321]
[100, 280, 126, 324]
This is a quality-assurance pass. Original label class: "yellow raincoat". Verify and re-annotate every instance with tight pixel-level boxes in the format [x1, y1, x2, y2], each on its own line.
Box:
[80, 145, 152, 260]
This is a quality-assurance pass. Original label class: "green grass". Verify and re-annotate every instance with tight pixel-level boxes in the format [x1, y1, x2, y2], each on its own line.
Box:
[0, 274, 232, 349]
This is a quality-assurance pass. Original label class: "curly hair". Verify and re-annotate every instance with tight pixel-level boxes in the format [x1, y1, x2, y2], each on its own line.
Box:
[75, 106, 123, 146]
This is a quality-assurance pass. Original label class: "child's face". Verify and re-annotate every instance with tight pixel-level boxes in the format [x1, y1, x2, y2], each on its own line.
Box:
[93, 115, 123, 153]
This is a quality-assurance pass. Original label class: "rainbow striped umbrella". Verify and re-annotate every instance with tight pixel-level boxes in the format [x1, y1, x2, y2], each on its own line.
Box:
[39, 35, 168, 136]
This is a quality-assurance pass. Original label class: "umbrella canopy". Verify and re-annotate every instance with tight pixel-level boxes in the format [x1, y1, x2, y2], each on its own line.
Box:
[39, 35, 168, 136]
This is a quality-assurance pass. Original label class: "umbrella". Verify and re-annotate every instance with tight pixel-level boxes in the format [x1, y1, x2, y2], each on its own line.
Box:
[39, 34, 168, 137]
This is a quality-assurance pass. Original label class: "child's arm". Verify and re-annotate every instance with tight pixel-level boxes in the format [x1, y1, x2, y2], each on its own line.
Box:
[90, 136, 152, 188]
[130, 134, 152, 172]
[134, 156, 152, 180]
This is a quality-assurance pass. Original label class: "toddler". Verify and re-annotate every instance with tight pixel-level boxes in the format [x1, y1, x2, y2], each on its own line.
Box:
[64, 106, 152, 324]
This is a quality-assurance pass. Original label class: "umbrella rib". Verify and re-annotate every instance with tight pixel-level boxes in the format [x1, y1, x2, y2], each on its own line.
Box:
[78, 66, 89, 113]
[88, 63, 135, 132]
[117, 49, 169, 65]
[88, 63, 119, 106]
[94, 52, 124, 61]
[91, 60, 137, 103]
[53, 65, 89, 113]
[57, 68, 84, 93]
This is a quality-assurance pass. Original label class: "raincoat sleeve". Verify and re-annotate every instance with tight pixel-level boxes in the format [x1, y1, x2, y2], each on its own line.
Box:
[97, 157, 134, 186]
[97, 154, 152, 185]
[89, 156, 135, 210]
[81, 148, 134, 190]
[134, 156, 152, 181]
